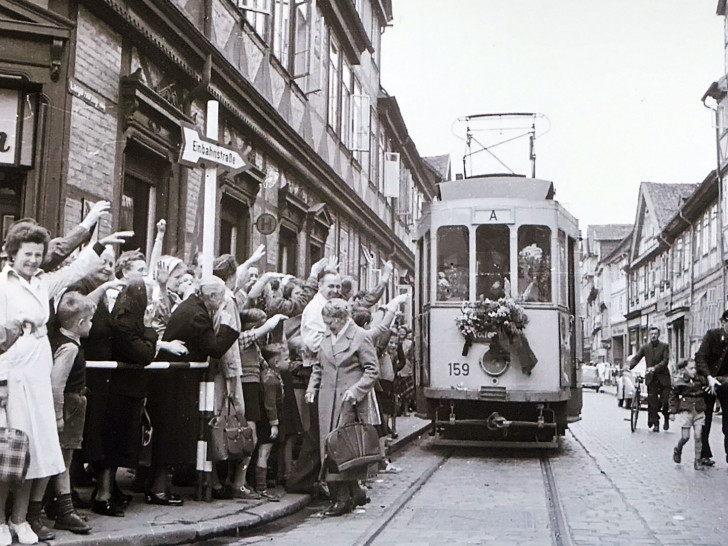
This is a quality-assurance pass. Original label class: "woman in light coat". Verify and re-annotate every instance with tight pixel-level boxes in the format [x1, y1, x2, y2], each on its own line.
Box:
[305, 298, 379, 517]
[0, 220, 127, 545]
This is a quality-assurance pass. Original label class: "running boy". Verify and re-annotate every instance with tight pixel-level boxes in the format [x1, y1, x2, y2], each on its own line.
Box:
[670, 360, 708, 470]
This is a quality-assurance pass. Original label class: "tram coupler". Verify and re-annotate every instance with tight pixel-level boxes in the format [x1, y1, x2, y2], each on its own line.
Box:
[486, 404, 556, 431]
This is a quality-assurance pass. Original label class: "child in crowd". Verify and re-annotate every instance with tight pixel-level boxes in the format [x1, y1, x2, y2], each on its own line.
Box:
[45, 292, 97, 534]
[669, 360, 708, 470]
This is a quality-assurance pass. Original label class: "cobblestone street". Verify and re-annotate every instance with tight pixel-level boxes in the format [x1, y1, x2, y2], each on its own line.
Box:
[215, 389, 728, 546]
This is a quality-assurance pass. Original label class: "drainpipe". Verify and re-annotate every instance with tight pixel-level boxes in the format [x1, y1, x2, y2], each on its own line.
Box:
[701, 88, 727, 311]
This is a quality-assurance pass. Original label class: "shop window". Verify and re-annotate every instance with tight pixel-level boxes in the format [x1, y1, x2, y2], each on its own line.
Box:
[517, 225, 551, 302]
[0, 171, 23, 241]
[475, 224, 510, 300]
[436, 226, 469, 301]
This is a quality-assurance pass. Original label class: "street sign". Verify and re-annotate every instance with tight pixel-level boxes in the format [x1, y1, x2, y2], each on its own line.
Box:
[178, 122, 248, 174]
[255, 213, 278, 235]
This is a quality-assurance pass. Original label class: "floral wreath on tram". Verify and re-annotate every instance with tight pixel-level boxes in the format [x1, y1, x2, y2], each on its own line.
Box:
[454, 294, 538, 375]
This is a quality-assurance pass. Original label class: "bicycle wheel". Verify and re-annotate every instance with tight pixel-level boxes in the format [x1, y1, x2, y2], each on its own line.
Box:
[630, 392, 640, 432]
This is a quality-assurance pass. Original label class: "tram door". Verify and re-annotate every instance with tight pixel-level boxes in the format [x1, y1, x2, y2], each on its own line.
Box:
[566, 235, 583, 420]
[414, 233, 430, 413]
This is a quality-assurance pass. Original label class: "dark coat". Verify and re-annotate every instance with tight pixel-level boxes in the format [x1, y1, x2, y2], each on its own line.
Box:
[110, 282, 157, 397]
[159, 294, 238, 362]
[631, 341, 670, 387]
[695, 328, 728, 378]
[68, 277, 113, 361]
[306, 321, 379, 460]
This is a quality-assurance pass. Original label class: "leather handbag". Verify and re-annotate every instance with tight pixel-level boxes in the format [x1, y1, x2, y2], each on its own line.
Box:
[208, 395, 254, 461]
[0, 427, 30, 483]
[324, 402, 381, 473]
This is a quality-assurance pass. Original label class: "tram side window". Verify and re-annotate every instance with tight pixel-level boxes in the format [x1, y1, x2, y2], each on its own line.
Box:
[436, 226, 469, 301]
[476, 225, 510, 300]
[557, 230, 568, 305]
[518, 225, 552, 302]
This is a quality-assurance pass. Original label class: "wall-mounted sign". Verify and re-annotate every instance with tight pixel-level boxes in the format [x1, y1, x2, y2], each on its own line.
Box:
[0, 89, 19, 166]
[0, 88, 36, 168]
[179, 123, 249, 174]
[255, 213, 278, 235]
[68, 78, 107, 113]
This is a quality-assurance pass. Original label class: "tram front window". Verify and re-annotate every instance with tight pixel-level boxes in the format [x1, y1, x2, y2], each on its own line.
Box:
[436, 226, 469, 301]
[518, 225, 552, 302]
[476, 225, 510, 300]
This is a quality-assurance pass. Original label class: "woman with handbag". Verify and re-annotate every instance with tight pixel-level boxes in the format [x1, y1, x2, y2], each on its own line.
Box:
[304, 298, 379, 517]
[0, 220, 129, 545]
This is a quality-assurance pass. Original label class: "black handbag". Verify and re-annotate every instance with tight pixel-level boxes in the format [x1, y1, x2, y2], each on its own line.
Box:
[208, 395, 254, 461]
[324, 401, 381, 473]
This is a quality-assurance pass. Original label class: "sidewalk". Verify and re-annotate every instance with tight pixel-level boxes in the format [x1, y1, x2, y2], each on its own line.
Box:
[51, 415, 431, 546]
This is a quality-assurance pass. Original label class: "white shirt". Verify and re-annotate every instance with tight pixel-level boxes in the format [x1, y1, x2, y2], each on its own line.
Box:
[300, 292, 327, 367]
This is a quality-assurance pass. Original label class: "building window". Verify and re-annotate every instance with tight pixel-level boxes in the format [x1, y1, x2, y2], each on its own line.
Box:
[278, 225, 298, 276]
[219, 195, 249, 261]
[327, 37, 340, 131]
[120, 176, 155, 257]
[369, 108, 378, 183]
[272, 0, 292, 65]
[340, 61, 352, 145]
[377, 130, 386, 193]
[244, 0, 271, 41]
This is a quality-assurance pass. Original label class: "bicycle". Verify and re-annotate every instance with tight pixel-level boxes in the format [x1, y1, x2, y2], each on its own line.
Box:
[630, 375, 643, 433]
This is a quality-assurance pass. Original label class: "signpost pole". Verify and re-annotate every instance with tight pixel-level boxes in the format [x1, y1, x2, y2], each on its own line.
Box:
[202, 100, 218, 277]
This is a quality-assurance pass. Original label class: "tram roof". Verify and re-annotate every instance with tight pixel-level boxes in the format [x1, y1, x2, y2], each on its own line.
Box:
[438, 176, 555, 202]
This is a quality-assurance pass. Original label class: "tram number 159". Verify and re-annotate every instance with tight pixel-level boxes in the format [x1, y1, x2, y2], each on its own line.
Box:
[448, 362, 470, 376]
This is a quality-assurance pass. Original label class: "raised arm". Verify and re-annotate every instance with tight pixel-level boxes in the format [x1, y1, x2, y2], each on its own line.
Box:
[42, 200, 111, 272]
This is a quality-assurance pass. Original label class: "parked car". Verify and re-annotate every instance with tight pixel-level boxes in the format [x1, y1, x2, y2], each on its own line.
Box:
[616, 358, 648, 408]
[581, 364, 603, 392]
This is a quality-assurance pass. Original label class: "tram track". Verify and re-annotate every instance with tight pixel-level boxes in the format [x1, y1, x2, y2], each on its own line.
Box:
[352, 449, 451, 546]
[540, 451, 574, 546]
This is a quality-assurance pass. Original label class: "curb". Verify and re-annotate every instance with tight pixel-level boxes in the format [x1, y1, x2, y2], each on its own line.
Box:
[55, 494, 311, 546]
[389, 420, 431, 456]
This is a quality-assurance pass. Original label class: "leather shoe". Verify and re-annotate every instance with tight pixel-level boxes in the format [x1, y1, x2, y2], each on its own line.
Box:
[694, 461, 705, 470]
[145, 491, 184, 506]
[663, 420, 669, 431]
[673, 447, 681, 464]
[701, 457, 716, 466]
[211, 485, 234, 500]
[324, 500, 353, 517]
[353, 489, 370, 508]
[28, 517, 55, 541]
[112, 484, 133, 507]
[92, 499, 125, 517]
[54, 511, 91, 534]
[651, 424, 659, 432]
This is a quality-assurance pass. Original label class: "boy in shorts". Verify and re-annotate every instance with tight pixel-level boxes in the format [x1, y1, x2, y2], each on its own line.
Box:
[47, 292, 96, 533]
[670, 360, 708, 470]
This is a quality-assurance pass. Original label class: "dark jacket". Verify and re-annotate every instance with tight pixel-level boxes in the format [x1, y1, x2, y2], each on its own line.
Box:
[695, 328, 728, 378]
[630, 341, 670, 387]
[68, 277, 113, 361]
[110, 281, 157, 397]
[669, 374, 708, 414]
[159, 294, 238, 362]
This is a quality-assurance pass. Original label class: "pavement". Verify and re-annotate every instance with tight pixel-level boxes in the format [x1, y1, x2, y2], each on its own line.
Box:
[49, 415, 431, 546]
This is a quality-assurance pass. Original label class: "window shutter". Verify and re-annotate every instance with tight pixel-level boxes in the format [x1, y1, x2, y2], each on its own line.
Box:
[383, 152, 400, 197]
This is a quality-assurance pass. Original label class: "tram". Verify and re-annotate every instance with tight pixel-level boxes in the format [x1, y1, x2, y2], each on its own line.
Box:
[413, 175, 582, 447]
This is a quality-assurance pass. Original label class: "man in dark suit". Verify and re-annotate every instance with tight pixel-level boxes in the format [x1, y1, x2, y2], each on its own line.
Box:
[694, 310, 728, 466]
[630, 327, 671, 432]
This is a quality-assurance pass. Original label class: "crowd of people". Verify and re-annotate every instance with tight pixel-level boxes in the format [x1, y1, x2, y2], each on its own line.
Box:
[0, 202, 416, 544]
